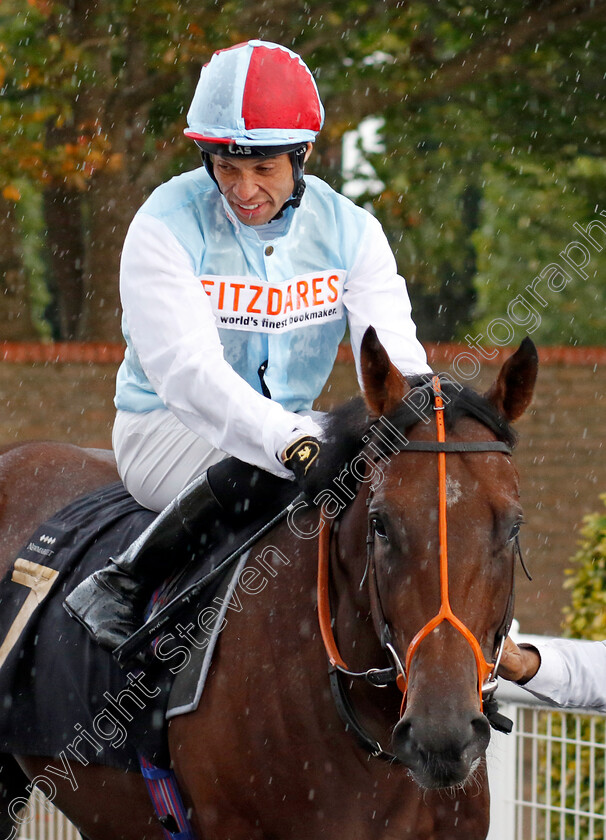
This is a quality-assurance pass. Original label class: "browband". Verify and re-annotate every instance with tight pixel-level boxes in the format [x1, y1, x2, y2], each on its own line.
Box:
[393, 441, 512, 454]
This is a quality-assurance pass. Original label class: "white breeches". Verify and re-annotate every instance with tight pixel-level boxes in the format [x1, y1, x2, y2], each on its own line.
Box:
[113, 409, 228, 512]
[113, 407, 323, 512]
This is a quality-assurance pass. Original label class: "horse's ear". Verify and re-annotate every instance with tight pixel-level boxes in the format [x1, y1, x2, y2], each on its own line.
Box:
[484, 337, 538, 422]
[361, 326, 410, 416]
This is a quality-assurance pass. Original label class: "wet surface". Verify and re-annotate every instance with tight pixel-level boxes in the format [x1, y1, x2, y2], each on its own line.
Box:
[0, 357, 604, 637]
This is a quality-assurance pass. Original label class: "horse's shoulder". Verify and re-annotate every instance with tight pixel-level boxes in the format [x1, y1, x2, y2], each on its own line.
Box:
[0, 441, 119, 571]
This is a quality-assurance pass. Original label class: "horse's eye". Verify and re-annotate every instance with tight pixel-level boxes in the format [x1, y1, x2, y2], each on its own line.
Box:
[372, 516, 388, 541]
[508, 522, 523, 542]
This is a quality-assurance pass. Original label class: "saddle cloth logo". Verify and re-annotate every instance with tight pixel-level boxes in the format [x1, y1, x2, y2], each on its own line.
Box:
[199, 270, 346, 333]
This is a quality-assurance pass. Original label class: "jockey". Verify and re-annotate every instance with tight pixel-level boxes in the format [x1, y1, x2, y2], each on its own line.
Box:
[64, 39, 431, 658]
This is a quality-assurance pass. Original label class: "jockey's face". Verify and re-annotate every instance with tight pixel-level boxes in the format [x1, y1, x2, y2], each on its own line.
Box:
[212, 145, 311, 226]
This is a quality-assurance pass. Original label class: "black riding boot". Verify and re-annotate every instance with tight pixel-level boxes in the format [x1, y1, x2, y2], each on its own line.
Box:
[63, 459, 293, 658]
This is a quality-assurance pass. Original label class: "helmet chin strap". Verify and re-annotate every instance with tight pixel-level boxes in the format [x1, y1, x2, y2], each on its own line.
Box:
[200, 145, 308, 221]
[276, 144, 307, 216]
[271, 177, 306, 219]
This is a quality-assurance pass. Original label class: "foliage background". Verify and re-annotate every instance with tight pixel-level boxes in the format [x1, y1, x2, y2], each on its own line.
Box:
[1, 0, 605, 344]
[563, 493, 606, 640]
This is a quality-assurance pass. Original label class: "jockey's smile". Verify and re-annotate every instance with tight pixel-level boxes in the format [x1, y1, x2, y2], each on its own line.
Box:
[213, 146, 311, 226]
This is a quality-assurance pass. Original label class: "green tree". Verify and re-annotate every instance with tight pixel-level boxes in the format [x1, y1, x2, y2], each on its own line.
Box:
[1, 0, 219, 340]
[349, 1, 606, 340]
[563, 494, 606, 640]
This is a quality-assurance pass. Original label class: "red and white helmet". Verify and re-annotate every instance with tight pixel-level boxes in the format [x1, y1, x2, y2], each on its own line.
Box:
[185, 40, 325, 154]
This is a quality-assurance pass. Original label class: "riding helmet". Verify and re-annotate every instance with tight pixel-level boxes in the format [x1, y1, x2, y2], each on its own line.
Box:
[184, 40, 325, 211]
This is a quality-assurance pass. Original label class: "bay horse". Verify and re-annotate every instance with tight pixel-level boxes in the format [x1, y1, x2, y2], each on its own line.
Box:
[0, 330, 537, 840]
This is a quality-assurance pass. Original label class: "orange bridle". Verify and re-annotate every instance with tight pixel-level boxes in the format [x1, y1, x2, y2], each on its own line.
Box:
[400, 377, 494, 709]
[317, 376, 514, 728]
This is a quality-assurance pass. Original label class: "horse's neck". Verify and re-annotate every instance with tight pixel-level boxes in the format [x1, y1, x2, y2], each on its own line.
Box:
[222, 500, 373, 689]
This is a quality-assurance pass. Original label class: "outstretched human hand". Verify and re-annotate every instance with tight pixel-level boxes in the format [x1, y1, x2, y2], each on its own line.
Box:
[497, 636, 541, 685]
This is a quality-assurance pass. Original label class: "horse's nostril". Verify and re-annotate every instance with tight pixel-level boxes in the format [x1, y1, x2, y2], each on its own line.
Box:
[396, 719, 412, 741]
[392, 710, 492, 789]
[472, 714, 491, 747]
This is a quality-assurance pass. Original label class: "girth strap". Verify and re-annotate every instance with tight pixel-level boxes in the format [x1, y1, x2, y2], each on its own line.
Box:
[139, 755, 196, 840]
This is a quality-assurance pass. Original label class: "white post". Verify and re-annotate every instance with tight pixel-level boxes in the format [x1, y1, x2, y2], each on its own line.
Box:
[486, 701, 517, 840]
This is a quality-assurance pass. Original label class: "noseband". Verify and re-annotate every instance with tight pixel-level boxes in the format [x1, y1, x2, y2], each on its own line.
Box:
[317, 376, 517, 760]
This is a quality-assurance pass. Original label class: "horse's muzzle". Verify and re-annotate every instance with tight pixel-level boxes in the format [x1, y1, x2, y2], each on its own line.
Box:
[391, 710, 491, 789]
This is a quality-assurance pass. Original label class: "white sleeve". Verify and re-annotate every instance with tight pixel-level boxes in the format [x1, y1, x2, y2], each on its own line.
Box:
[521, 638, 606, 711]
[119, 213, 321, 478]
[343, 214, 432, 386]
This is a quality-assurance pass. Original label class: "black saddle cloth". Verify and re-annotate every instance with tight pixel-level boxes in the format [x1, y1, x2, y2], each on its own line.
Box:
[0, 481, 265, 771]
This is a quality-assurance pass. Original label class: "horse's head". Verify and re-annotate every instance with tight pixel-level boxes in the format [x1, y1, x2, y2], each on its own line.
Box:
[339, 328, 537, 790]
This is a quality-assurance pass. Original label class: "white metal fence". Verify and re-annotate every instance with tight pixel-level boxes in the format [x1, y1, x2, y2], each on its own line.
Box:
[12, 636, 606, 840]
[488, 633, 606, 840]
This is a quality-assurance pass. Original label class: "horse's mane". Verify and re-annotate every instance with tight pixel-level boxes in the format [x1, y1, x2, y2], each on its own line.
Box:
[313, 374, 517, 497]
